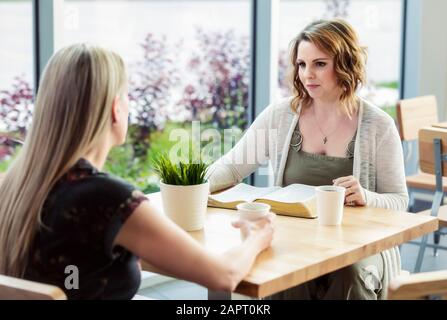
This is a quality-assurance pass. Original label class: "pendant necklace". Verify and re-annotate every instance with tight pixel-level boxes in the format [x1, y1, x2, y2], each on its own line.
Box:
[313, 107, 342, 144]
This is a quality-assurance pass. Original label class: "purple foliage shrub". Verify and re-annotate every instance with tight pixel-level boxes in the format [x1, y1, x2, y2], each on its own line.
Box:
[178, 28, 249, 130]
[128, 33, 181, 155]
[0, 75, 33, 138]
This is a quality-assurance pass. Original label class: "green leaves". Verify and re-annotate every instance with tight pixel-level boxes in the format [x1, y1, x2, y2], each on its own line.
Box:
[152, 154, 209, 186]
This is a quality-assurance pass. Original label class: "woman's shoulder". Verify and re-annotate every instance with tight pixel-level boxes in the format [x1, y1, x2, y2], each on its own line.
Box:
[251, 96, 295, 128]
[359, 97, 396, 129]
[61, 159, 137, 196]
[48, 160, 145, 214]
[263, 96, 295, 121]
[43, 171, 146, 234]
[68, 173, 142, 203]
[270, 96, 294, 112]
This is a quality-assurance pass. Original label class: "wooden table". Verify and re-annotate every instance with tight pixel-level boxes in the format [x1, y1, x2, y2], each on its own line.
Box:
[432, 121, 447, 129]
[144, 193, 438, 299]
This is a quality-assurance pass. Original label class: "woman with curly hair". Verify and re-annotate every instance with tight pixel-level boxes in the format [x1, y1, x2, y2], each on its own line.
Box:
[207, 19, 408, 299]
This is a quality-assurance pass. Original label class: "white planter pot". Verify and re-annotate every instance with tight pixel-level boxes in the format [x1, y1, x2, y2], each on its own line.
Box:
[160, 180, 210, 231]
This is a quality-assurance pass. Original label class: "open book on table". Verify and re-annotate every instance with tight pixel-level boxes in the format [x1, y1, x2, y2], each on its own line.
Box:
[208, 183, 317, 218]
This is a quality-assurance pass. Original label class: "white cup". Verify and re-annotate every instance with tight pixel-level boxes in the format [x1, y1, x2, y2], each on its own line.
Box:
[236, 202, 270, 221]
[316, 185, 346, 226]
[236, 202, 270, 239]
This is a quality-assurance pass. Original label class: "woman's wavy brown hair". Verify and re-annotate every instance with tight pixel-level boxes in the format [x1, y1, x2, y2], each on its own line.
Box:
[289, 19, 367, 117]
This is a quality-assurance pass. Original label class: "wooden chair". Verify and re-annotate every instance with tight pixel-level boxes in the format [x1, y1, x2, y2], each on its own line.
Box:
[412, 127, 447, 272]
[0, 274, 66, 300]
[396, 96, 447, 208]
[388, 269, 447, 299]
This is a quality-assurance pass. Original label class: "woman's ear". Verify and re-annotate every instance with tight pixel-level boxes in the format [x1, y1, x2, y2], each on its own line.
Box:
[111, 95, 121, 123]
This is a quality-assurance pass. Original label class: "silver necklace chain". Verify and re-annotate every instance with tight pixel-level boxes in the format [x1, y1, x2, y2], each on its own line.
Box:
[313, 107, 342, 144]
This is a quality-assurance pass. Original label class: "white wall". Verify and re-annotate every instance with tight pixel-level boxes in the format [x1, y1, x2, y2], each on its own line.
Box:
[420, 0, 447, 120]
[404, 0, 447, 120]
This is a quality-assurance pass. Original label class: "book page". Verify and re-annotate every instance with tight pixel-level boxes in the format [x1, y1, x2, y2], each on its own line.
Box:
[209, 183, 280, 204]
[259, 184, 315, 203]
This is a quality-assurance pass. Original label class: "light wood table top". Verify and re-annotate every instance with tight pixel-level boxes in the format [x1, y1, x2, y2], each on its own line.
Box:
[145, 192, 438, 298]
[431, 121, 447, 129]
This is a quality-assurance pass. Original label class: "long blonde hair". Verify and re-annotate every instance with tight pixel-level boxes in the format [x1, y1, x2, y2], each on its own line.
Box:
[0, 44, 127, 277]
[289, 19, 367, 117]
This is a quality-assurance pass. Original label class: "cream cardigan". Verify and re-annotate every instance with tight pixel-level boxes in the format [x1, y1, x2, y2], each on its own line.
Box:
[207, 97, 409, 297]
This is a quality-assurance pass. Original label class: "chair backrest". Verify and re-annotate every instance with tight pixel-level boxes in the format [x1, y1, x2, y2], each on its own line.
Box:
[0, 274, 66, 300]
[388, 270, 447, 299]
[396, 95, 438, 141]
[418, 126, 447, 175]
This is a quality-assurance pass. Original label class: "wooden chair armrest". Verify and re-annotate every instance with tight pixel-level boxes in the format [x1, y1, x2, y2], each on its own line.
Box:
[0, 275, 66, 300]
[388, 270, 447, 299]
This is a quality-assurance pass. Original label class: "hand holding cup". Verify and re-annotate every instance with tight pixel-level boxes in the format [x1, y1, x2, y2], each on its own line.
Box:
[233, 202, 275, 247]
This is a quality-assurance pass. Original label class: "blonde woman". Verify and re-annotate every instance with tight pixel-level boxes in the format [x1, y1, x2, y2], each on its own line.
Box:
[0, 44, 274, 300]
[207, 19, 408, 299]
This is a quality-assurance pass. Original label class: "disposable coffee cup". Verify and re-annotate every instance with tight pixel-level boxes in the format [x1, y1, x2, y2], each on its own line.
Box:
[316, 185, 346, 226]
[236, 202, 270, 239]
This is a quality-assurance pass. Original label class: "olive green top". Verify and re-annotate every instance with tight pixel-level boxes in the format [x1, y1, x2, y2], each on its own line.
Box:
[283, 123, 355, 187]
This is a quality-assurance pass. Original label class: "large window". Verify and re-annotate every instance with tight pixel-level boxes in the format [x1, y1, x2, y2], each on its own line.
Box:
[0, 0, 405, 183]
[57, 0, 251, 193]
[278, 0, 403, 118]
[0, 0, 34, 171]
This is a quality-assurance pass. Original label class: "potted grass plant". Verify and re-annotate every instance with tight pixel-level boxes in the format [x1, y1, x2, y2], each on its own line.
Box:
[153, 154, 210, 231]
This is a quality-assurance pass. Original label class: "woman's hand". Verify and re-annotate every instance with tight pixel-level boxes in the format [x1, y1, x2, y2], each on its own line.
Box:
[232, 212, 275, 251]
[333, 175, 366, 206]
[137, 258, 142, 271]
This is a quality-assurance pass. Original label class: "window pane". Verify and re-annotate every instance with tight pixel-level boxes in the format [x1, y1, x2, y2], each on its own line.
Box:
[0, 0, 34, 171]
[58, 0, 251, 193]
[278, 0, 403, 118]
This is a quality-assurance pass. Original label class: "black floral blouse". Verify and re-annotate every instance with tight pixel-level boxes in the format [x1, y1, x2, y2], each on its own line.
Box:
[24, 158, 148, 300]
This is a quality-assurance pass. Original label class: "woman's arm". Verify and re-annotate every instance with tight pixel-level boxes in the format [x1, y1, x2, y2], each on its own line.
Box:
[207, 103, 275, 193]
[363, 122, 409, 211]
[114, 201, 274, 292]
